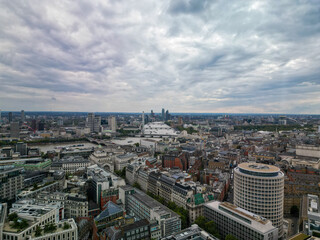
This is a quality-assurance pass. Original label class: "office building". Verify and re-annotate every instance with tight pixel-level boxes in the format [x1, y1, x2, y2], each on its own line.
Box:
[10, 122, 20, 138]
[87, 165, 126, 208]
[87, 113, 101, 133]
[93, 115, 101, 133]
[21, 110, 25, 122]
[8, 112, 13, 123]
[0, 167, 24, 201]
[234, 162, 284, 237]
[204, 201, 278, 240]
[108, 116, 117, 132]
[162, 108, 165, 121]
[162, 224, 219, 240]
[15, 142, 28, 156]
[121, 186, 181, 238]
[0, 109, 2, 125]
[0, 203, 7, 237]
[50, 156, 91, 173]
[165, 110, 170, 121]
[301, 194, 320, 236]
[36, 191, 89, 219]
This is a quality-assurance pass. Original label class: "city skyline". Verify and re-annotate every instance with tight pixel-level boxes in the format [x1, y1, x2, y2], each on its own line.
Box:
[1, 0, 320, 114]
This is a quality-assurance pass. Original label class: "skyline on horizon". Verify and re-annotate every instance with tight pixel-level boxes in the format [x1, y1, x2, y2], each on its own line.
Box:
[1, 0, 320, 114]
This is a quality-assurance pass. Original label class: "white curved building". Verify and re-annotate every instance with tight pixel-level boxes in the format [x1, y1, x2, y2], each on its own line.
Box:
[234, 162, 284, 237]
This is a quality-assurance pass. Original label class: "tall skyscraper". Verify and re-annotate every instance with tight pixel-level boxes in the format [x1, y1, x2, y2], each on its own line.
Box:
[161, 108, 165, 121]
[0, 109, 2, 125]
[93, 115, 101, 133]
[87, 113, 95, 133]
[10, 122, 20, 138]
[150, 110, 154, 118]
[108, 116, 117, 132]
[8, 112, 13, 123]
[21, 110, 25, 123]
[234, 162, 284, 237]
[165, 110, 170, 121]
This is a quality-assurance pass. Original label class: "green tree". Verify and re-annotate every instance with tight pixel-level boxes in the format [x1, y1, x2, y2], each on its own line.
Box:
[8, 212, 18, 221]
[63, 222, 71, 230]
[195, 216, 206, 229]
[133, 182, 141, 190]
[35, 225, 42, 237]
[225, 234, 238, 240]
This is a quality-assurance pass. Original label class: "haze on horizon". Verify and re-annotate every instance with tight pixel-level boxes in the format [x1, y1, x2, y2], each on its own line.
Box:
[0, 0, 319, 114]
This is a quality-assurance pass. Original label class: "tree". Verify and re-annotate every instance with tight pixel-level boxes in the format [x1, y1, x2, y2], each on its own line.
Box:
[225, 234, 238, 240]
[35, 225, 42, 237]
[8, 212, 18, 221]
[290, 205, 299, 216]
[63, 222, 71, 230]
[195, 216, 206, 229]
[133, 182, 141, 190]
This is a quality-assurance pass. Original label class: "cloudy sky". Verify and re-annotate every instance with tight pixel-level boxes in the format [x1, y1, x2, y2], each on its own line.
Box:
[0, 0, 319, 113]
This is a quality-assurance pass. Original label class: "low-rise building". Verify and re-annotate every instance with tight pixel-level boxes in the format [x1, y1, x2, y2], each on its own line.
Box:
[51, 156, 91, 173]
[162, 224, 219, 240]
[204, 201, 278, 240]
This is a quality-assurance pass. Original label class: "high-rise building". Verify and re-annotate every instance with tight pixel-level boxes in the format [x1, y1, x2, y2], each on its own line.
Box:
[151, 110, 154, 118]
[31, 119, 37, 131]
[165, 110, 170, 121]
[162, 108, 165, 121]
[234, 163, 284, 237]
[0, 109, 2, 125]
[108, 116, 117, 132]
[8, 112, 13, 123]
[87, 113, 94, 132]
[21, 110, 25, 123]
[93, 115, 101, 133]
[16, 142, 28, 156]
[204, 201, 278, 240]
[10, 122, 20, 138]
[142, 111, 145, 129]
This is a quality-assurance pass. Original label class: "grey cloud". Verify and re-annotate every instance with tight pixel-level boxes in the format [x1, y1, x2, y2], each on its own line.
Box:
[0, 0, 319, 113]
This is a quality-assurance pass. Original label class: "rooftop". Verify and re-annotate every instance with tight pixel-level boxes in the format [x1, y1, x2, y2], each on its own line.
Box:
[205, 201, 276, 233]
[238, 162, 280, 173]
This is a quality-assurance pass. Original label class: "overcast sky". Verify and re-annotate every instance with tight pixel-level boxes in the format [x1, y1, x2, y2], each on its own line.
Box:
[0, 0, 319, 113]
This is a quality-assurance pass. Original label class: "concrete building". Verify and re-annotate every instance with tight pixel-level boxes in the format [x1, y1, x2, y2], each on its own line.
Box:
[0, 203, 7, 238]
[120, 186, 181, 238]
[301, 194, 320, 236]
[36, 192, 88, 219]
[87, 164, 126, 208]
[171, 183, 193, 209]
[143, 122, 179, 137]
[89, 149, 114, 172]
[30, 218, 78, 240]
[21, 110, 25, 123]
[114, 153, 137, 171]
[108, 116, 117, 132]
[204, 201, 278, 240]
[0, 167, 24, 201]
[162, 224, 219, 240]
[296, 145, 320, 158]
[50, 156, 91, 173]
[2, 202, 78, 240]
[87, 113, 101, 133]
[10, 122, 20, 138]
[234, 162, 284, 237]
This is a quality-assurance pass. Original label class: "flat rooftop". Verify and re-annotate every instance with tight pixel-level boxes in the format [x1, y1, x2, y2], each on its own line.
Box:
[205, 201, 276, 233]
[238, 162, 280, 173]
